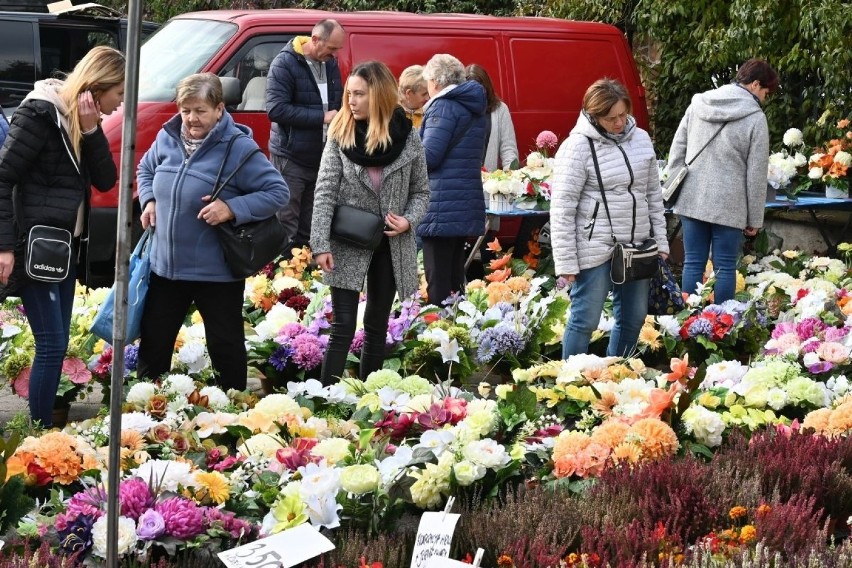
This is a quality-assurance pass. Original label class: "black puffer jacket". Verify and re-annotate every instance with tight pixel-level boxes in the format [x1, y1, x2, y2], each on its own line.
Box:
[0, 90, 116, 294]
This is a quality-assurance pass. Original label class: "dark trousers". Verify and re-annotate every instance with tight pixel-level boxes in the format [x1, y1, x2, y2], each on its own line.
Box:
[321, 238, 396, 385]
[19, 265, 77, 427]
[137, 273, 247, 391]
[422, 236, 467, 306]
[272, 155, 316, 250]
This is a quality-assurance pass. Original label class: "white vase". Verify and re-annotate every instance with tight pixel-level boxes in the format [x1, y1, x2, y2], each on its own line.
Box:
[489, 193, 513, 212]
[826, 185, 847, 199]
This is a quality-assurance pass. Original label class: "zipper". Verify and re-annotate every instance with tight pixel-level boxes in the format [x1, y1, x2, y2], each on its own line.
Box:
[165, 135, 194, 275]
[585, 202, 600, 240]
[615, 142, 638, 244]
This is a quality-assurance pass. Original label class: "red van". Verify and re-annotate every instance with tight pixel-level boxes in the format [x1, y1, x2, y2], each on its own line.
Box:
[90, 9, 647, 286]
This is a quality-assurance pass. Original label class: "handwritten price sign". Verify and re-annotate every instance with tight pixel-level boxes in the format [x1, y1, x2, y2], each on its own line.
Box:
[409, 511, 460, 568]
[218, 523, 335, 568]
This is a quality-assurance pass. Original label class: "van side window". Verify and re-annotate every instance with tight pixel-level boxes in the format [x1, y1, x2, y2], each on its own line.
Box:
[40, 25, 118, 82]
[219, 40, 291, 111]
[0, 20, 36, 108]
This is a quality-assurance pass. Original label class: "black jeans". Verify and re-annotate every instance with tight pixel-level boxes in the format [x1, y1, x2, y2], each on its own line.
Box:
[322, 237, 396, 385]
[137, 273, 247, 391]
[422, 236, 467, 305]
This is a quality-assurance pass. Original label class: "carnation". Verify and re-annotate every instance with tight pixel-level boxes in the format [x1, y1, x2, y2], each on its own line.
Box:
[398, 375, 432, 396]
[126, 382, 158, 407]
[339, 464, 381, 494]
[785, 376, 829, 408]
[91, 515, 138, 558]
[364, 369, 404, 392]
[681, 405, 725, 447]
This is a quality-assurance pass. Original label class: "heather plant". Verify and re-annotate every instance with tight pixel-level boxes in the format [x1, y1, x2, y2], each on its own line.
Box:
[453, 484, 581, 567]
[655, 539, 852, 568]
[305, 528, 414, 568]
[754, 495, 829, 559]
[714, 429, 852, 527]
[581, 518, 681, 568]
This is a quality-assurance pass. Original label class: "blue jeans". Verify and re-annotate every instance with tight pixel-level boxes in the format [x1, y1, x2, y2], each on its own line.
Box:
[562, 260, 650, 359]
[680, 217, 743, 304]
[19, 267, 77, 427]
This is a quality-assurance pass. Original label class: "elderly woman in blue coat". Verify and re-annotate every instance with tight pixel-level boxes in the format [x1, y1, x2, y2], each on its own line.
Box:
[418, 53, 487, 306]
[137, 72, 289, 391]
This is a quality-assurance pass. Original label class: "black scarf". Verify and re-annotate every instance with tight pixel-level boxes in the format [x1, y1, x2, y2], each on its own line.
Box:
[342, 107, 411, 167]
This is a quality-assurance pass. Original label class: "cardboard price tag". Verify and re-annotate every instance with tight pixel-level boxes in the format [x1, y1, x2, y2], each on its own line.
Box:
[218, 523, 335, 568]
[409, 511, 461, 568]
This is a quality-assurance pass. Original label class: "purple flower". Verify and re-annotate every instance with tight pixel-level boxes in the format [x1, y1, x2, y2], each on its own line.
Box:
[58, 514, 95, 555]
[205, 508, 256, 541]
[120, 478, 154, 521]
[269, 345, 292, 372]
[350, 328, 366, 354]
[771, 321, 797, 339]
[801, 340, 821, 354]
[276, 322, 308, 342]
[291, 334, 325, 370]
[124, 344, 139, 372]
[824, 326, 849, 343]
[136, 509, 166, 540]
[155, 497, 205, 540]
[477, 323, 525, 363]
[807, 361, 834, 374]
[687, 318, 714, 339]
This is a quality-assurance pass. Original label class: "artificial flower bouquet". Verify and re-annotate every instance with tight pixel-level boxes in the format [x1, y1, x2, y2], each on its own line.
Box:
[767, 127, 808, 197]
[672, 299, 770, 364]
[807, 117, 851, 197]
[514, 130, 558, 211]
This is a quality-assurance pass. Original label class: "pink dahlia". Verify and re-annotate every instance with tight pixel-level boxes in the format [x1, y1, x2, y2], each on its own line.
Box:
[155, 497, 206, 540]
[120, 478, 154, 520]
[535, 130, 558, 151]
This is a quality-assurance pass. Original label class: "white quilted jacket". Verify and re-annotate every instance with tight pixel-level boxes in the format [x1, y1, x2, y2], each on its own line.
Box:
[551, 112, 669, 276]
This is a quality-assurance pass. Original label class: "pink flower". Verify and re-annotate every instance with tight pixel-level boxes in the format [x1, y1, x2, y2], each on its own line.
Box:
[120, 478, 154, 521]
[764, 332, 801, 355]
[817, 341, 850, 364]
[155, 497, 206, 540]
[62, 357, 92, 385]
[13, 367, 31, 399]
[535, 130, 558, 152]
[442, 397, 468, 424]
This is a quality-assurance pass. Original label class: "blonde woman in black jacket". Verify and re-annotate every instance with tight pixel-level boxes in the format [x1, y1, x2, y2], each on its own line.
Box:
[0, 46, 125, 426]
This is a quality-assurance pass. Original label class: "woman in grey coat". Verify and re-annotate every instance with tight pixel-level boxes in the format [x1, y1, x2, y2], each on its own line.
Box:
[311, 61, 430, 385]
[668, 58, 777, 304]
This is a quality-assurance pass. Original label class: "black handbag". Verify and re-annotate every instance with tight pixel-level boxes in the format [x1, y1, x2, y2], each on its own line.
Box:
[211, 137, 289, 278]
[587, 137, 658, 284]
[25, 224, 72, 282]
[330, 204, 385, 250]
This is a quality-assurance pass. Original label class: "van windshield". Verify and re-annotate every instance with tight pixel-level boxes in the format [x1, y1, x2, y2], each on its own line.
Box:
[139, 19, 236, 101]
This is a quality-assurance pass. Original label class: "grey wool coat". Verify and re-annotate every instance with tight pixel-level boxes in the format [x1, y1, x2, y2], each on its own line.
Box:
[667, 83, 769, 230]
[310, 129, 430, 298]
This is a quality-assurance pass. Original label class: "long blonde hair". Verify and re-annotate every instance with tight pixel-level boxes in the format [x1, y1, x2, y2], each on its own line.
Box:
[59, 46, 125, 158]
[329, 61, 398, 153]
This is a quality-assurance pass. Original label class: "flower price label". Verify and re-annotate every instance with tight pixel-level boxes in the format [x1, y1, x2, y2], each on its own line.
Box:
[409, 511, 461, 568]
[218, 523, 335, 568]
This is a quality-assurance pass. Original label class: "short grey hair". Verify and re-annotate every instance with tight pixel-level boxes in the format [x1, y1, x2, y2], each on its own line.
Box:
[313, 19, 344, 40]
[422, 54, 465, 90]
[176, 72, 223, 107]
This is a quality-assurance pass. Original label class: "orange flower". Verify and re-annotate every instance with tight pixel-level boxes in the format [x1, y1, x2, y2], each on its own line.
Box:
[590, 419, 630, 449]
[642, 384, 679, 419]
[663, 354, 693, 385]
[489, 254, 512, 271]
[592, 391, 618, 417]
[486, 238, 503, 253]
[756, 504, 772, 517]
[838, 119, 850, 129]
[526, 240, 541, 256]
[729, 506, 747, 520]
[506, 276, 531, 294]
[828, 160, 848, 178]
[629, 418, 679, 460]
[485, 268, 512, 283]
[522, 253, 539, 269]
[497, 554, 514, 567]
[739, 525, 757, 544]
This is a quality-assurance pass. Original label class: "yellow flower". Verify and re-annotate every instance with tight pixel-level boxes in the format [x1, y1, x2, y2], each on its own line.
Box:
[637, 325, 662, 351]
[93, 339, 107, 355]
[194, 471, 231, 504]
[697, 392, 721, 409]
[191, 311, 203, 325]
[736, 271, 745, 292]
[269, 493, 308, 534]
[740, 525, 757, 543]
[782, 250, 800, 259]
[563, 385, 597, 403]
[729, 506, 747, 520]
[536, 387, 564, 408]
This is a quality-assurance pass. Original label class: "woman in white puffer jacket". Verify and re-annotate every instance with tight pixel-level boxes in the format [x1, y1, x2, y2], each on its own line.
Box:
[551, 78, 669, 358]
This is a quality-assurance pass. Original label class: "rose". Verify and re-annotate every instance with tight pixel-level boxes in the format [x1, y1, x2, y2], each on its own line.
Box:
[148, 423, 172, 443]
[339, 464, 381, 494]
[146, 394, 169, 419]
[311, 437, 351, 465]
[136, 509, 166, 540]
[92, 515, 138, 558]
[452, 460, 486, 486]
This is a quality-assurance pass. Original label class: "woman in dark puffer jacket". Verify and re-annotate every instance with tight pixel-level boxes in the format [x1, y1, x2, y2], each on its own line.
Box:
[0, 46, 125, 427]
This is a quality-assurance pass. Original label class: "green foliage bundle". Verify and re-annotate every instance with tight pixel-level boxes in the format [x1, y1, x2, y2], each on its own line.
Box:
[521, 0, 851, 153]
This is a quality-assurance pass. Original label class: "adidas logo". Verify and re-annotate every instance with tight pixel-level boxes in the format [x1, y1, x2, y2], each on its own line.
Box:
[33, 264, 65, 273]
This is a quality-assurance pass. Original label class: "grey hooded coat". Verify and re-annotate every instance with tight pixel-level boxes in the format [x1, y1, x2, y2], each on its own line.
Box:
[667, 83, 769, 229]
[310, 129, 430, 299]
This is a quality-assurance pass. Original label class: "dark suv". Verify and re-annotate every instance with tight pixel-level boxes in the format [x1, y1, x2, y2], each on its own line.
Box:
[0, 2, 158, 114]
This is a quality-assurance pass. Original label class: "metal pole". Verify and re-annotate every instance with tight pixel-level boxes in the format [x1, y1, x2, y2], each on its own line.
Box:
[106, 0, 142, 565]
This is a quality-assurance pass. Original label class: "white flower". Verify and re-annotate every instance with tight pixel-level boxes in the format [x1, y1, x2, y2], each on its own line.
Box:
[126, 382, 158, 407]
[835, 151, 852, 167]
[133, 459, 194, 492]
[793, 152, 807, 167]
[177, 341, 209, 374]
[271, 275, 303, 294]
[304, 494, 342, 530]
[376, 387, 411, 411]
[414, 429, 456, 457]
[453, 460, 486, 486]
[783, 128, 803, 147]
[108, 412, 157, 434]
[253, 303, 299, 340]
[808, 166, 824, 180]
[254, 393, 301, 417]
[376, 446, 414, 483]
[766, 388, 788, 411]
[198, 386, 230, 410]
[526, 151, 545, 168]
[194, 411, 238, 438]
[681, 405, 725, 448]
[237, 433, 286, 458]
[162, 373, 196, 397]
[462, 439, 511, 469]
[311, 437, 351, 465]
[298, 461, 341, 497]
[287, 378, 327, 399]
[701, 360, 749, 389]
[91, 516, 137, 558]
[339, 464, 381, 494]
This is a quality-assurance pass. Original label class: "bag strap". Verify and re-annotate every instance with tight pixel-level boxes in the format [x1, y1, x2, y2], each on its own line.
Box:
[586, 136, 616, 244]
[210, 135, 263, 202]
[685, 122, 726, 166]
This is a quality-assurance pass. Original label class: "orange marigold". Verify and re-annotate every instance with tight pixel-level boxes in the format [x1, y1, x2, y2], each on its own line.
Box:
[729, 506, 747, 520]
[739, 525, 757, 544]
[629, 418, 679, 460]
[756, 504, 772, 517]
[497, 554, 514, 567]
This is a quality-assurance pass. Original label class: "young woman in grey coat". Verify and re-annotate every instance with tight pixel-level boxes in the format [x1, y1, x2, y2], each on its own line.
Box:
[668, 58, 777, 304]
[311, 61, 430, 385]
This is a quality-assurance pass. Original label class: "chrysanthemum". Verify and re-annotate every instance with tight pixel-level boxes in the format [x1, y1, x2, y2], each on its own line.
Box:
[506, 276, 531, 295]
[629, 418, 679, 460]
[590, 420, 630, 449]
[802, 408, 831, 434]
[827, 400, 852, 436]
[119, 478, 154, 520]
[155, 497, 206, 540]
[610, 442, 642, 465]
